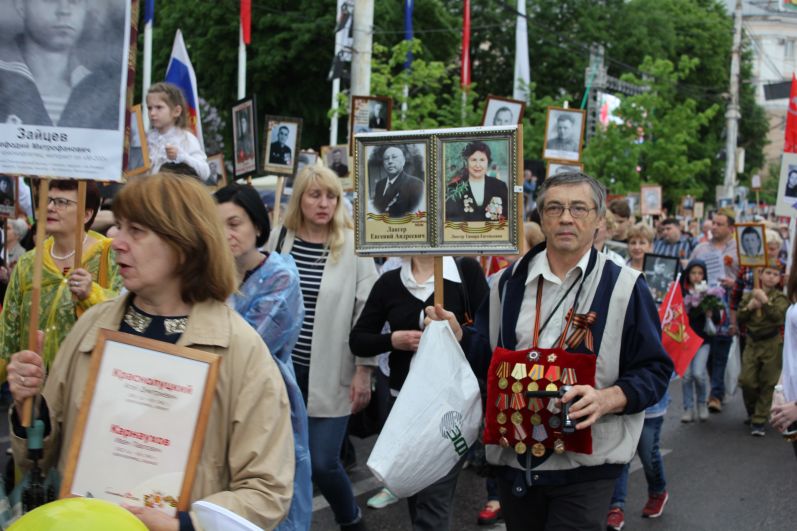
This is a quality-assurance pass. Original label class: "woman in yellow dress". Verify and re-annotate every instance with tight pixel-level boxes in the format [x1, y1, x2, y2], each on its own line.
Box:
[0, 180, 122, 372]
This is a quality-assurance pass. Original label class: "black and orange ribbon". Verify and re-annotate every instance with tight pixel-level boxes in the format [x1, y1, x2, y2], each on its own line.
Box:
[564, 310, 598, 352]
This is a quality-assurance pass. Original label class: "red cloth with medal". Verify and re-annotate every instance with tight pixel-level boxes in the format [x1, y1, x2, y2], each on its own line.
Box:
[484, 276, 597, 457]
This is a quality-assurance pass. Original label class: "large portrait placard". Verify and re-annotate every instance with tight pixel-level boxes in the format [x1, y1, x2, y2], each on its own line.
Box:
[60, 330, 219, 515]
[354, 126, 520, 256]
[0, 0, 131, 181]
[263, 115, 302, 178]
[735, 222, 768, 268]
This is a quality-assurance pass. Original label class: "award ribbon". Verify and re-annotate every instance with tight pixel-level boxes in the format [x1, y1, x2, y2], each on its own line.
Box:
[532, 424, 548, 442]
[528, 363, 544, 381]
[544, 365, 561, 382]
[510, 392, 527, 410]
[547, 398, 561, 414]
[514, 424, 528, 441]
[561, 368, 578, 385]
[528, 398, 544, 412]
[495, 393, 509, 410]
[511, 362, 527, 380]
[496, 361, 510, 378]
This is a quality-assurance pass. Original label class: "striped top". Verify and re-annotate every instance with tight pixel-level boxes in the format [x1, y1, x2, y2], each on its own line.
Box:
[290, 238, 328, 368]
[653, 235, 696, 261]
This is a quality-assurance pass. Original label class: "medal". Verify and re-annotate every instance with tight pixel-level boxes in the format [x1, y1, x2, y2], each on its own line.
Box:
[511, 363, 527, 380]
[496, 361, 510, 378]
[511, 381, 523, 394]
[545, 382, 558, 392]
[561, 367, 578, 385]
[497, 412, 507, 425]
[544, 365, 561, 383]
[528, 398, 544, 412]
[530, 413, 542, 426]
[547, 353, 558, 363]
[549, 415, 562, 429]
[498, 426, 508, 435]
[554, 438, 565, 454]
[514, 441, 527, 454]
[531, 442, 546, 457]
[528, 363, 544, 381]
[495, 393, 509, 411]
[499, 436, 510, 448]
[532, 424, 548, 441]
[510, 393, 527, 410]
[527, 350, 540, 362]
[511, 411, 523, 426]
[498, 377, 509, 390]
[547, 398, 561, 414]
[527, 381, 539, 392]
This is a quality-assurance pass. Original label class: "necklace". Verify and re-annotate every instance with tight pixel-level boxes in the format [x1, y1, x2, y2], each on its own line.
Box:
[50, 234, 88, 261]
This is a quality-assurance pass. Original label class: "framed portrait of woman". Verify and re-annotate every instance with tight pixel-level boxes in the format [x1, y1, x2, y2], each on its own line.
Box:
[481, 95, 525, 126]
[438, 126, 521, 255]
[735, 223, 768, 267]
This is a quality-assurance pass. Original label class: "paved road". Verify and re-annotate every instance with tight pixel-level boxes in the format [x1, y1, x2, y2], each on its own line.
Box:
[311, 379, 795, 530]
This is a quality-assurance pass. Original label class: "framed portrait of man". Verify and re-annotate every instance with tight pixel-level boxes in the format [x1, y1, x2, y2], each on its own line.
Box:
[263, 116, 302, 178]
[124, 105, 150, 178]
[349, 96, 392, 154]
[735, 223, 768, 267]
[231, 97, 258, 179]
[642, 253, 679, 304]
[546, 160, 584, 178]
[0, 0, 131, 181]
[206, 153, 227, 189]
[542, 107, 585, 162]
[0, 175, 17, 219]
[775, 153, 797, 217]
[640, 185, 663, 216]
[481, 95, 525, 126]
[321, 145, 353, 191]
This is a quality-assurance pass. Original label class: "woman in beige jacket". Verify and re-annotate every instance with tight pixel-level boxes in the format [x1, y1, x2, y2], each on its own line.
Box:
[8, 175, 294, 530]
[267, 166, 377, 531]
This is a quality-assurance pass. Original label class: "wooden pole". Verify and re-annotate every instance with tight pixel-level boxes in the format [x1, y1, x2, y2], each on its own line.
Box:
[434, 256, 444, 307]
[272, 176, 285, 227]
[516, 124, 526, 256]
[22, 179, 49, 427]
[73, 180, 87, 275]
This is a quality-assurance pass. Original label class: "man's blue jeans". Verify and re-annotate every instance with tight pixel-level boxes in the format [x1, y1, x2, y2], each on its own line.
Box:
[610, 416, 667, 508]
[708, 335, 733, 401]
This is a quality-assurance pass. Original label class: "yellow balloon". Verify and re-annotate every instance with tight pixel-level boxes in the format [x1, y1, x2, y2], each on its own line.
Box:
[9, 498, 147, 530]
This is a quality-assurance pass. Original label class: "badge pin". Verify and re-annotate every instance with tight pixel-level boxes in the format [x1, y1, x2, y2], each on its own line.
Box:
[499, 426, 508, 435]
[554, 438, 565, 454]
[527, 350, 540, 362]
[547, 353, 558, 363]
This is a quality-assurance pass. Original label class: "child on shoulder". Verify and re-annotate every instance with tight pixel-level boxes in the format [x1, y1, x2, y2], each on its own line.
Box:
[145, 82, 211, 183]
[737, 263, 789, 436]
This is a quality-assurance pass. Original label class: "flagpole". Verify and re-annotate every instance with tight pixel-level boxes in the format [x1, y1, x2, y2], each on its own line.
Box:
[238, 25, 246, 100]
[513, 0, 530, 102]
[142, 3, 153, 129]
[460, 0, 471, 125]
[661, 273, 682, 326]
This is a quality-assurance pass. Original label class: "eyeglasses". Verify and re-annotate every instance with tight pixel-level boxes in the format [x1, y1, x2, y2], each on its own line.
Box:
[47, 197, 78, 210]
[542, 203, 596, 219]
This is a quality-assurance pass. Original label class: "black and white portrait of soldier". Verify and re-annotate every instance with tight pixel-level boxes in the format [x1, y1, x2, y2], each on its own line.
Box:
[327, 147, 349, 178]
[0, 175, 15, 209]
[370, 145, 424, 217]
[643, 254, 677, 303]
[0, 0, 126, 130]
[785, 166, 797, 198]
[543, 109, 584, 161]
[269, 125, 293, 166]
[368, 101, 387, 129]
[739, 225, 764, 260]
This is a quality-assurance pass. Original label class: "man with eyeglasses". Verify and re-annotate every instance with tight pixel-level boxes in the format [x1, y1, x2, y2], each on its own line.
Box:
[427, 172, 672, 530]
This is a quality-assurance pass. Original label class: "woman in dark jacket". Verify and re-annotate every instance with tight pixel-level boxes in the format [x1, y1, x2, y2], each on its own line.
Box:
[445, 141, 508, 223]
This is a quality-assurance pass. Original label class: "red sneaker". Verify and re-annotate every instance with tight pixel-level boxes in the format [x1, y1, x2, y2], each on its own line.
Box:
[642, 491, 669, 518]
[477, 502, 502, 526]
[606, 507, 625, 530]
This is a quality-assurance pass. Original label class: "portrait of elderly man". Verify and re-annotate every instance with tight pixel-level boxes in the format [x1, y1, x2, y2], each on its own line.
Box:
[371, 146, 423, 217]
[0, 0, 125, 130]
[546, 113, 580, 153]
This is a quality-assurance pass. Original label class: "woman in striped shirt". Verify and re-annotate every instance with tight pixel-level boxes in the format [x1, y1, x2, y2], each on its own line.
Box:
[267, 166, 377, 531]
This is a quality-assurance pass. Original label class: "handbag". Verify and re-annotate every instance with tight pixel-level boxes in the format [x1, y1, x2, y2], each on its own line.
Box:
[366, 321, 481, 497]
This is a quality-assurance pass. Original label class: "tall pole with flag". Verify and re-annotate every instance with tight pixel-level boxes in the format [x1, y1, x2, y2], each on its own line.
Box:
[401, 0, 413, 120]
[785, 73, 797, 154]
[165, 30, 204, 150]
[513, 0, 530, 102]
[142, 0, 154, 129]
[239, 0, 251, 100]
[461, 0, 471, 125]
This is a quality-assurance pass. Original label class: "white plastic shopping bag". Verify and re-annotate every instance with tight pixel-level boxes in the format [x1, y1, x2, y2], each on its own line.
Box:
[724, 336, 741, 398]
[366, 320, 482, 498]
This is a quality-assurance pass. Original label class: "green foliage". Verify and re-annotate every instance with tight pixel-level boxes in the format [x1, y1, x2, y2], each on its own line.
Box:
[583, 56, 720, 208]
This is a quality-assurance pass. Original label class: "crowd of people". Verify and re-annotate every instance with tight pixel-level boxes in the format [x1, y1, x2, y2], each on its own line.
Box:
[0, 83, 795, 531]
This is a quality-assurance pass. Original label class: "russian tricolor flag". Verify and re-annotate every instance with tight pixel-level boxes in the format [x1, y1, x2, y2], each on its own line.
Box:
[165, 30, 204, 150]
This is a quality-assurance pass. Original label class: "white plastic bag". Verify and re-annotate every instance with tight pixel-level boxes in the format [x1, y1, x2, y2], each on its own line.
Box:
[724, 336, 741, 398]
[366, 320, 482, 498]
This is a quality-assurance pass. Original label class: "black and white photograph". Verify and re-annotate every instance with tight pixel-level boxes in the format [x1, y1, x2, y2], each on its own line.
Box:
[640, 184, 663, 216]
[232, 97, 258, 179]
[682, 195, 695, 211]
[366, 143, 426, 217]
[481, 95, 525, 126]
[546, 160, 584, 178]
[542, 107, 585, 162]
[0, 175, 17, 218]
[775, 154, 797, 216]
[350, 96, 392, 153]
[0, 0, 130, 180]
[124, 105, 150, 177]
[207, 153, 227, 189]
[322, 145, 350, 178]
[735, 223, 768, 268]
[263, 115, 302, 178]
[642, 253, 679, 304]
[785, 166, 797, 198]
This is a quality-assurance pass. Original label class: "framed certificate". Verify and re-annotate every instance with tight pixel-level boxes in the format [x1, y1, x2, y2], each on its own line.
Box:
[60, 330, 220, 515]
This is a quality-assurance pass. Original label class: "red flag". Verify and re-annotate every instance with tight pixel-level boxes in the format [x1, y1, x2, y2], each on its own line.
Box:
[658, 281, 703, 377]
[786, 74, 797, 153]
[461, 0, 471, 87]
[241, 0, 251, 45]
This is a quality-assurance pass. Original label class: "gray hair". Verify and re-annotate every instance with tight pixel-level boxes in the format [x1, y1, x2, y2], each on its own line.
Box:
[8, 218, 28, 240]
[536, 171, 606, 217]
